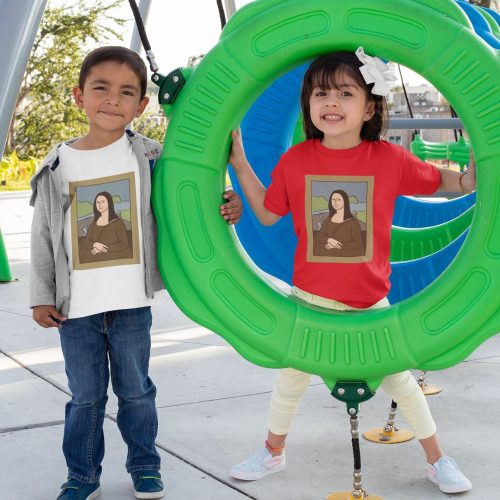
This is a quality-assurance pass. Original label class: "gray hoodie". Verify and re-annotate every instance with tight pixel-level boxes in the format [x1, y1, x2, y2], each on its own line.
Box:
[29, 130, 165, 317]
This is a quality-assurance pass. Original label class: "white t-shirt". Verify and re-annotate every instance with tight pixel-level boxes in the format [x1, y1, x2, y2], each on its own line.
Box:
[59, 134, 153, 318]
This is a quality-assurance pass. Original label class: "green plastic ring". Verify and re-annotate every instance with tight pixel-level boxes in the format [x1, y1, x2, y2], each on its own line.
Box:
[153, 0, 499, 391]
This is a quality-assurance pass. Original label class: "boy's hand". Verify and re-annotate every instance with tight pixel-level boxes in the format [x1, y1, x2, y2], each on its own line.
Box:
[32, 305, 66, 328]
[220, 189, 243, 225]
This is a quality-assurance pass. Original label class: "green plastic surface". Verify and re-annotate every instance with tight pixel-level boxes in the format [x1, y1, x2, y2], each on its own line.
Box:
[411, 134, 471, 167]
[152, 0, 500, 392]
[390, 205, 474, 261]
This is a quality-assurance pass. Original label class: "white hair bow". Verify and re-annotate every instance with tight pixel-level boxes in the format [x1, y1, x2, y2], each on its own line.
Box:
[355, 47, 397, 97]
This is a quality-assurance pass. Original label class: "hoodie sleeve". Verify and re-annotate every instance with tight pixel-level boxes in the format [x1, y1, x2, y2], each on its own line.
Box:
[29, 173, 57, 308]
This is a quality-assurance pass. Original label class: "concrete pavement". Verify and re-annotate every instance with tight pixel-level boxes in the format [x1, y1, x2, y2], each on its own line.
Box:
[1, 190, 499, 500]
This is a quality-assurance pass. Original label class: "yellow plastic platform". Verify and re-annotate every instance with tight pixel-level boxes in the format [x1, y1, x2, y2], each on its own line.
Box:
[421, 384, 443, 396]
[363, 427, 414, 444]
[326, 491, 383, 500]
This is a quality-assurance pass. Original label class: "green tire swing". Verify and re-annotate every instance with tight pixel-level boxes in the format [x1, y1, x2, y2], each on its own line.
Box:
[152, 0, 499, 399]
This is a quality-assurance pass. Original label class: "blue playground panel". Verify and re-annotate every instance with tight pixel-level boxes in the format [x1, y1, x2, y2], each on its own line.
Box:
[456, 0, 500, 47]
[388, 230, 467, 304]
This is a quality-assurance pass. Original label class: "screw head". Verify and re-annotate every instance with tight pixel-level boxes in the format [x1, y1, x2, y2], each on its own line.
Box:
[337, 388, 345, 395]
[163, 93, 170, 100]
[152, 74, 159, 81]
[172, 75, 179, 83]
[349, 408, 357, 415]
[357, 388, 365, 395]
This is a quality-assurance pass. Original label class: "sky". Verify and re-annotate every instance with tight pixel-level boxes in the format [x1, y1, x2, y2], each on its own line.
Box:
[83, 0, 428, 87]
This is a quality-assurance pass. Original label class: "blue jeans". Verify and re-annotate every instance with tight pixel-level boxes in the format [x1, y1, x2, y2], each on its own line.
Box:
[58, 307, 160, 483]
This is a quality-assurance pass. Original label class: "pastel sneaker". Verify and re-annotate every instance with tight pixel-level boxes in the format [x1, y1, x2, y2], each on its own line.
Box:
[230, 447, 286, 481]
[427, 456, 472, 494]
[131, 471, 165, 499]
[56, 479, 100, 500]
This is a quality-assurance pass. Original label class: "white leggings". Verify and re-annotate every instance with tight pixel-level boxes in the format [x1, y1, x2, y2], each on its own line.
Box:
[267, 288, 437, 440]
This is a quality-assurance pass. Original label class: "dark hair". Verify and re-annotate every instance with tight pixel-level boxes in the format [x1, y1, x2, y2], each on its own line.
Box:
[79, 46, 147, 98]
[300, 52, 388, 141]
[328, 190, 354, 221]
[93, 192, 118, 222]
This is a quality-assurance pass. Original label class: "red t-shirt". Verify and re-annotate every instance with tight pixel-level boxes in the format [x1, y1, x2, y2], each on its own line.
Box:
[264, 139, 441, 308]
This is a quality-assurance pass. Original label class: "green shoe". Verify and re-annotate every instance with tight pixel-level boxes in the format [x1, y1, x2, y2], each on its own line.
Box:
[57, 479, 100, 500]
[131, 471, 165, 499]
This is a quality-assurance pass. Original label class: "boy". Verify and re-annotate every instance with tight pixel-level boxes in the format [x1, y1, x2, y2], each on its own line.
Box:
[29, 46, 242, 500]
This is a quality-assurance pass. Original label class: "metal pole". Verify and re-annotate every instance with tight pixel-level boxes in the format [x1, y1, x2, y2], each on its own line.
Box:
[388, 118, 463, 129]
[0, 0, 48, 156]
[129, 0, 153, 54]
[223, 0, 237, 17]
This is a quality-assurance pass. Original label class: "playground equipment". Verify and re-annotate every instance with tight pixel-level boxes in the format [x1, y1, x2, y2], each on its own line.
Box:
[416, 370, 442, 396]
[0, 0, 48, 155]
[456, 0, 500, 47]
[363, 400, 415, 445]
[0, 0, 48, 283]
[388, 230, 467, 304]
[390, 206, 473, 261]
[153, 0, 499, 406]
[483, 6, 500, 28]
[392, 191, 475, 227]
[410, 134, 470, 168]
[152, 1, 499, 496]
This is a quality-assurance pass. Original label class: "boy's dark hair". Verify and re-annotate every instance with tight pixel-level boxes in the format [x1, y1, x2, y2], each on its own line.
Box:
[300, 52, 388, 141]
[79, 46, 148, 98]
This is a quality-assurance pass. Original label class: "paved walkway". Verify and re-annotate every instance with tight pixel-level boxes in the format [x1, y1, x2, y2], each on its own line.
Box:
[0, 191, 498, 500]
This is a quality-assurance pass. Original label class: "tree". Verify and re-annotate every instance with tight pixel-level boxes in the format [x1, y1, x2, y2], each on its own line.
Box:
[133, 111, 167, 145]
[6, 1, 125, 158]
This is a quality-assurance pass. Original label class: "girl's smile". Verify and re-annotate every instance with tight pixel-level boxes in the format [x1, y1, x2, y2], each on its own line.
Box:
[309, 77, 374, 149]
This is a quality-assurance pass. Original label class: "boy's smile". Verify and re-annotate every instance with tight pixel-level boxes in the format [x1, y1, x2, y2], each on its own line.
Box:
[72, 61, 149, 149]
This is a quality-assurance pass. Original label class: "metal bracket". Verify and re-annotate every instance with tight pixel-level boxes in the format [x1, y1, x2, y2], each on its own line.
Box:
[152, 68, 186, 105]
[331, 382, 375, 416]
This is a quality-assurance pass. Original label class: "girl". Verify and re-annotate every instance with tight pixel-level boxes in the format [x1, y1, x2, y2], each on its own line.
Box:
[226, 47, 475, 495]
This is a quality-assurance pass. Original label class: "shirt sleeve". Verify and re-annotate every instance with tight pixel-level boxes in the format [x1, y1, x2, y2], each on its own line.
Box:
[264, 156, 290, 216]
[398, 148, 441, 195]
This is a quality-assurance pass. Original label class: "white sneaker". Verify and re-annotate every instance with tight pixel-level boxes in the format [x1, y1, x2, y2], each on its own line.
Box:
[230, 447, 286, 481]
[428, 456, 472, 493]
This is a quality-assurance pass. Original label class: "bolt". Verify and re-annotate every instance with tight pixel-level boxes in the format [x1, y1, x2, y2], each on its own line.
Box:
[357, 388, 365, 395]
[349, 408, 357, 415]
[152, 74, 159, 81]
[163, 93, 170, 100]
[337, 388, 345, 395]
[173, 75, 179, 83]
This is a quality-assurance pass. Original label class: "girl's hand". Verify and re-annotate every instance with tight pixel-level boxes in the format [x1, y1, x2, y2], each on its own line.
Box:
[229, 129, 248, 171]
[462, 150, 476, 193]
[220, 189, 243, 225]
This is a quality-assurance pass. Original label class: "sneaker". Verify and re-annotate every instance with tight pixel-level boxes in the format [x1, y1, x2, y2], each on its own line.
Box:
[56, 479, 100, 500]
[230, 447, 286, 481]
[131, 471, 165, 499]
[427, 456, 472, 494]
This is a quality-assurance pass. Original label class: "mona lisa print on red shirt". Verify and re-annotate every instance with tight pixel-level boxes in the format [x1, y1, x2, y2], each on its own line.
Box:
[69, 171, 140, 270]
[306, 175, 373, 263]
